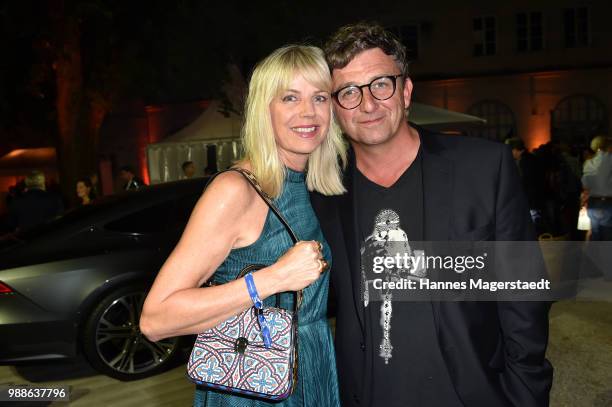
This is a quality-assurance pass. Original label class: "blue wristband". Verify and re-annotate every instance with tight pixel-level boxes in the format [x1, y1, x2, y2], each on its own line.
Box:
[244, 273, 263, 309]
[244, 273, 272, 348]
[257, 311, 273, 349]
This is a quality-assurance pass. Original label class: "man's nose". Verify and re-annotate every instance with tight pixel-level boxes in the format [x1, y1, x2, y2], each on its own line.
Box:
[360, 88, 377, 113]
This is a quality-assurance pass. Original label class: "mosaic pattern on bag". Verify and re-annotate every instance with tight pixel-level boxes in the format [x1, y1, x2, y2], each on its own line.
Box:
[187, 307, 296, 399]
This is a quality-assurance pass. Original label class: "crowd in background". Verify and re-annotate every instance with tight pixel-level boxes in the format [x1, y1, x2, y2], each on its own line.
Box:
[3, 171, 64, 233]
[0, 160, 221, 235]
[1, 137, 609, 240]
[506, 134, 611, 241]
[0, 164, 146, 235]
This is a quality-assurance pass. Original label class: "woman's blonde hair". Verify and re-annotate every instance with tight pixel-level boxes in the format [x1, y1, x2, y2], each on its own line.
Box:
[241, 45, 346, 198]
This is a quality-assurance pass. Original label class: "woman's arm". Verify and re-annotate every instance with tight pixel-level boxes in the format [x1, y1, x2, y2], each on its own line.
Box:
[140, 171, 322, 342]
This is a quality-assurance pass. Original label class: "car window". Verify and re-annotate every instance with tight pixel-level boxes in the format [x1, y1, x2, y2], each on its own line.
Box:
[103, 192, 200, 235]
[169, 193, 200, 231]
[13, 195, 121, 240]
[105, 202, 172, 234]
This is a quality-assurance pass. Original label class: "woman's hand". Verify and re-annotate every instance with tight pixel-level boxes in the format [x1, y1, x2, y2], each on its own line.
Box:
[268, 241, 326, 292]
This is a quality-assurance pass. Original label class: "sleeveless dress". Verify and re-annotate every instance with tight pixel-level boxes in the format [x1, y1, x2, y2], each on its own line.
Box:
[193, 169, 340, 407]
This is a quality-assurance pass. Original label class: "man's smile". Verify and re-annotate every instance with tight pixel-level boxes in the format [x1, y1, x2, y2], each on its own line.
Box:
[357, 116, 385, 126]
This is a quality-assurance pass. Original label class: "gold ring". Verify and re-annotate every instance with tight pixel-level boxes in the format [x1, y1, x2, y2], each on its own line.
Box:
[319, 259, 329, 272]
[315, 241, 323, 252]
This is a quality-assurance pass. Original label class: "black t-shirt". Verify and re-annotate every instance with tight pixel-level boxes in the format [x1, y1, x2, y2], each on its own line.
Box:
[355, 149, 462, 407]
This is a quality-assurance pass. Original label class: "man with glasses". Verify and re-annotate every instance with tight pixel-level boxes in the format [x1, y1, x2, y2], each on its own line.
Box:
[310, 23, 552, 407]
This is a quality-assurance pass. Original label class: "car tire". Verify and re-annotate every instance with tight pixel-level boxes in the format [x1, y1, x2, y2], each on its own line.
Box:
[81, 283, 181, 381]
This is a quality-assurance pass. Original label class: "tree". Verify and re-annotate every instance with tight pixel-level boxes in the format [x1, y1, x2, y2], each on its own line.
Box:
[3, 0, 232, 204]
[1, 0, 346, 204]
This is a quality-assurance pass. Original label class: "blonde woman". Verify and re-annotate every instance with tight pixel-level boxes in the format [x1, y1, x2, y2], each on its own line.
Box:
[140, 45, 345, 406]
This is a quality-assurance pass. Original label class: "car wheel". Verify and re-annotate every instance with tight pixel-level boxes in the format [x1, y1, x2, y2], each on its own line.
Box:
[82, 283, 181, 380]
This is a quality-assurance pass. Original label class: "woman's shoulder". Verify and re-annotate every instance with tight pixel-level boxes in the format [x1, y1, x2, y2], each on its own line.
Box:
[202, 166, 258, 211]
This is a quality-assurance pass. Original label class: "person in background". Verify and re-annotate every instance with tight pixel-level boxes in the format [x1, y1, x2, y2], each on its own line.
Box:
[76, 177, 96, 206]
[582, 135, 612, 241]
[203, 165, 217, 176]
[119, 165, 146, 191]
[7, 171, 64, 232]
[89, 172, 100, 197]
[531, 141, 580, 237]
[181, 161, 197, 179]
[505, 137, 526, 170]
[5, 180, 26, 208]
[505, 137, 545, 230]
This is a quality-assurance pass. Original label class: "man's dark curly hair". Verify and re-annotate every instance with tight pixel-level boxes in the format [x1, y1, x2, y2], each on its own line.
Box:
[324, 22, 408, 75]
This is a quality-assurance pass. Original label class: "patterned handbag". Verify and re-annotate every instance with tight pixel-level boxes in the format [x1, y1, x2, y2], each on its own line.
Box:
[186, 168, 302, 401]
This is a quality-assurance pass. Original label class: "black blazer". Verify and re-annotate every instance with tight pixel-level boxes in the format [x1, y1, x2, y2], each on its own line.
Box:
[310, 128, 553, 407]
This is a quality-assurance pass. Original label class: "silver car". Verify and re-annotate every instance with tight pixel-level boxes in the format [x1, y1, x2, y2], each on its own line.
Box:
[0, 179, 205, 380]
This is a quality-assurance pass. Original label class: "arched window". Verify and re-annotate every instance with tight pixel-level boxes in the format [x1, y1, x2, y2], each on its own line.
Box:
[551, 94, 608, 149]
[467, 100, 516, 142]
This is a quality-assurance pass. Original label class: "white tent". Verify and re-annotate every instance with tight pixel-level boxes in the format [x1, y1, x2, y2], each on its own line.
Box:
[409, 102, 485, 127]
[146, 100, 243, 184]
[147, 101, 484, 184]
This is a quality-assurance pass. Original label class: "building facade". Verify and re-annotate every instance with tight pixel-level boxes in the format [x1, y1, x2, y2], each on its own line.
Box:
[378, 0, 612, 151]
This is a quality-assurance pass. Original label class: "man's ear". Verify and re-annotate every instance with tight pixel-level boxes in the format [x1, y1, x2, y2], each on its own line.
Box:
[402, 76, 413, 109]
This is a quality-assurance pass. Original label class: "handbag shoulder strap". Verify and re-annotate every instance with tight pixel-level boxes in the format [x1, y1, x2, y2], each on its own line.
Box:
[204, 168, 304, 310]
[204, 168, 298, 243]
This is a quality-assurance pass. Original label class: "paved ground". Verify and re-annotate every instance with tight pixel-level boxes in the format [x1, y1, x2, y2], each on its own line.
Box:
[548, 300, 612, 407]
[1, 298, 611, 406]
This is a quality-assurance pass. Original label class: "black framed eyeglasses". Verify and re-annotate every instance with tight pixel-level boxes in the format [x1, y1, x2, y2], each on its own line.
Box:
[332, 74, 403, 110]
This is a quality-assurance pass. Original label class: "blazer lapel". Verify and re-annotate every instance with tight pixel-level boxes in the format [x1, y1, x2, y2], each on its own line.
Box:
[421, 132, 452, 242]
[419, 128, 454, 353]
[339, 152, 366, 335]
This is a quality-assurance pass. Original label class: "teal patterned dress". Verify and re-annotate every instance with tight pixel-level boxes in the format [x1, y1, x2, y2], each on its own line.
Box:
[193, 168, 340, 407]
